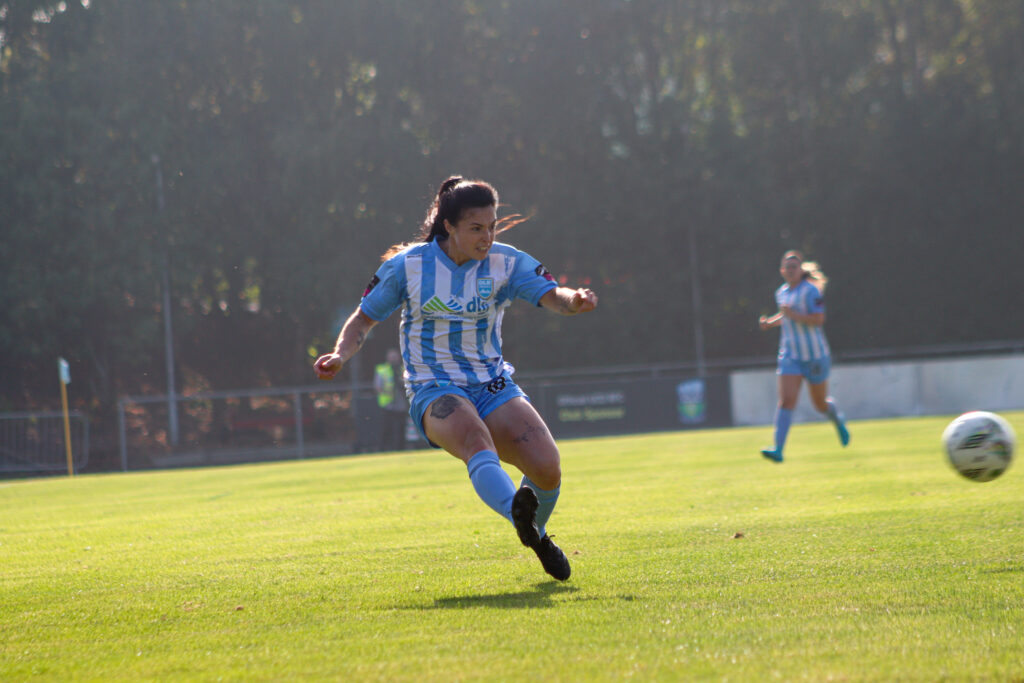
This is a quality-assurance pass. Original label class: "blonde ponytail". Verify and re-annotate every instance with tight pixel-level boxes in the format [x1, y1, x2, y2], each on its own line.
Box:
[781, 250, 828, 293]
[801, 261, 828, 293]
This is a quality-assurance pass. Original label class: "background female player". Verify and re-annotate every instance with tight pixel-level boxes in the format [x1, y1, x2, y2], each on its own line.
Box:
[313, 176, 597, 581]
[758, 250, 849, 462]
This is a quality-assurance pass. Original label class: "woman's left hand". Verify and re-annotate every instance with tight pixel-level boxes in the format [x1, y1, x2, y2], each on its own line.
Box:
[568, 288, 598, 314]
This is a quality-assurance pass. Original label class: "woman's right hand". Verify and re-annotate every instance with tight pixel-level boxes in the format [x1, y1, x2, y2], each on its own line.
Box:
[313, 353, 345, 380]
[758, 315, 770, 331]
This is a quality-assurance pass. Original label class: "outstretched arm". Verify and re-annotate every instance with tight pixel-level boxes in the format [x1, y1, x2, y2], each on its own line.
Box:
[313, 308, 378, 380]
[539, 287, 598, 315]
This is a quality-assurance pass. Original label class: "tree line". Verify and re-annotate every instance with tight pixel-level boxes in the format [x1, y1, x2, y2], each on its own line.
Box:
[2, 0, 1022, 457]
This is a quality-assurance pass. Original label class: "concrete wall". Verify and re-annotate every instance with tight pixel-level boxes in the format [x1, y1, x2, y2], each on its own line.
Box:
[730, 354, 1024, 426]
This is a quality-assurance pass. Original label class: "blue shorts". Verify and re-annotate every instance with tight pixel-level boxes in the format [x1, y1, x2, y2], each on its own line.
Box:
[777, 355, 831, 384]
[408, 371, 528, 448]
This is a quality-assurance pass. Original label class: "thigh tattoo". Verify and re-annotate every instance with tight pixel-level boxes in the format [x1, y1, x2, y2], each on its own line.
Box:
[429, 395, 460, 420]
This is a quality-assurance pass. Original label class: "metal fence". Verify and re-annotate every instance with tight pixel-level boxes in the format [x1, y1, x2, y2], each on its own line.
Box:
[0, 411, 89, 474]
[113, 355, 741, 472]
[104, 338, 1024, 472]
[115, 382, 398, 471]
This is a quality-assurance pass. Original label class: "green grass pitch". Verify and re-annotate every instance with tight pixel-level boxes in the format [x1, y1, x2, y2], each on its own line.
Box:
[2, 412, 1023, 681]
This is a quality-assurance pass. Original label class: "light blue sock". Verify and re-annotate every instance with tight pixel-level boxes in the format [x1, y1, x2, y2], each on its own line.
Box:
[466, 450, 516, 521]
[826, 400, 850, 446]
[521, 475, 560, 537]
[774, 407, 793, 453]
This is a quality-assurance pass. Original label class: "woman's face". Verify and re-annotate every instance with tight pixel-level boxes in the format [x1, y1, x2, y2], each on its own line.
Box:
[444, 205, 497, 264]
[780, 257, 803, 286]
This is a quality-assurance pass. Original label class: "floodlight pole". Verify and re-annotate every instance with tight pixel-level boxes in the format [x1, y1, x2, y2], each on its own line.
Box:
[153, 154, 179, 446]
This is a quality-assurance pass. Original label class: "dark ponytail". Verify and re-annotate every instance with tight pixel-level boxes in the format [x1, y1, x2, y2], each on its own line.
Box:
[380, 176, 528, 261]
[421, 176, 475, 243]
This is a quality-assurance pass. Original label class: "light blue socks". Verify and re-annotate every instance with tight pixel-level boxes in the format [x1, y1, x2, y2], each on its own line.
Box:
[826, 399, 850, 446]
[466, 450, 516, 521]
[774, 407, 793, 453]
[521, 475, 560, 537]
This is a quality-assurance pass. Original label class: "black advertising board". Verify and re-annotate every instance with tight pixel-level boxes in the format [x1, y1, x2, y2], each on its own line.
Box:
[521, 375, 732, 440]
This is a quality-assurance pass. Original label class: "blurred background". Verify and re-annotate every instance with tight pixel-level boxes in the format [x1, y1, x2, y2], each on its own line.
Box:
[2, 0, 1022, 471]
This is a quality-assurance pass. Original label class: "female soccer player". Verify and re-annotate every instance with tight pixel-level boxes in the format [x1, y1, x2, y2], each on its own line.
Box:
[313, 176, 597, 581]
[757, 250, 849, 462]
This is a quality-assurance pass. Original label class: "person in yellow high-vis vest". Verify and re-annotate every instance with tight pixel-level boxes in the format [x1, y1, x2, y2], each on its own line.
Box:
[374, 348, 407, 451]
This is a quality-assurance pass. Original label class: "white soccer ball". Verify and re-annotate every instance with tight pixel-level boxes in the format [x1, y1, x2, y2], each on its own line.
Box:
[942, 411, 1016, 482]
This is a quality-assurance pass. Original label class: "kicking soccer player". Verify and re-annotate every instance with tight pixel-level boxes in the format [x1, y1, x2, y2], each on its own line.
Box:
[757, 250, 850, 462]
[314, 176, 597, 581]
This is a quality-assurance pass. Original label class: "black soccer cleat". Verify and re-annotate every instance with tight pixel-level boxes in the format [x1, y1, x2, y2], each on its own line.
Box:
[532, 534, 571, 581]
[510, 486, 541, 548]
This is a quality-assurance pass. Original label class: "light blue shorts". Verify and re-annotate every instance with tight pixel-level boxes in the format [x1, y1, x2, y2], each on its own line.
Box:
[777, 355, 831, 384]
[408, 370, 528, 448]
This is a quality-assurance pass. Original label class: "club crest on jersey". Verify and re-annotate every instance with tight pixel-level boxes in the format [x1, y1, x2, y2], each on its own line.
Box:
[476, 278, 494, 299]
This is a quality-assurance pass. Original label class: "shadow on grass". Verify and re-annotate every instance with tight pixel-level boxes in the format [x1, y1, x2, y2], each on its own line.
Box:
[417, 582, 579, 610]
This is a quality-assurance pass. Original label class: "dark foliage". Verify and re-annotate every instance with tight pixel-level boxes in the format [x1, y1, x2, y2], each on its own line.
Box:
[2, 0, 1022, 431]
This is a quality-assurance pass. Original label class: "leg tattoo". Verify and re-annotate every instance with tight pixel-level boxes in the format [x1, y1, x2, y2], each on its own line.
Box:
[429, 395, 460, 420]
[512, 421, 548, 445]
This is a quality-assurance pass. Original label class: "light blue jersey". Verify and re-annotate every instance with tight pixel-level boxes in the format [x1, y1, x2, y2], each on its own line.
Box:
[775, 279, 830, 361]
[359, 240, 557, 389]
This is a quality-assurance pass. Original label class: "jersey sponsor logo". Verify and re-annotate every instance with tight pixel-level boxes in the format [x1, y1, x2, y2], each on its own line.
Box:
[363, 275, 380, 297]
[422, 296, 462, 314]
[476, 277, 494, 299]
[535, 264, 555, 282]
[464, 297, 490, 313]
[422, 294, 490, 319]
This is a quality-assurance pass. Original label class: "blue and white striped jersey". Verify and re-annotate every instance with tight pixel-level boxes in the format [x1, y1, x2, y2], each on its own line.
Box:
[359, 240, 557, 389]
[775, 279, 830, 361]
